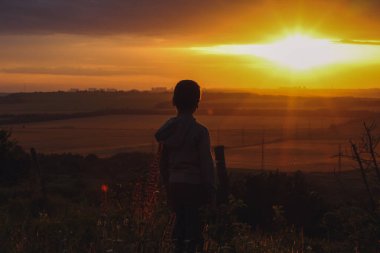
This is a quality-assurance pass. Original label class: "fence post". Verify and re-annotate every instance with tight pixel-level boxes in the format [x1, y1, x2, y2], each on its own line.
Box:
[261, 131, 265, 171]
[30, 147, 45, 198]
[214, 145, 229, 204]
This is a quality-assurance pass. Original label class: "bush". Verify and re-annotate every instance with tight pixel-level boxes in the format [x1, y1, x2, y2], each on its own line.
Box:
[0, 129, 30, 184]
[232, 170, 326, 235]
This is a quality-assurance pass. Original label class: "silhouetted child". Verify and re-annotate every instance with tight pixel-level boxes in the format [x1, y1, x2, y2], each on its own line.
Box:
[155, 80, 215, 253]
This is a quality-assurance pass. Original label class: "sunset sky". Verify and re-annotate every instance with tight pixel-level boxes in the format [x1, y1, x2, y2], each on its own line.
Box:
[1, 0, 380, 91]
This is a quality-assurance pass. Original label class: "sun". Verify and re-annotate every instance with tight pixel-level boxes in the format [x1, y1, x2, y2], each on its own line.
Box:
[253, 34, 337, 70]
[191, 33, 368, 71]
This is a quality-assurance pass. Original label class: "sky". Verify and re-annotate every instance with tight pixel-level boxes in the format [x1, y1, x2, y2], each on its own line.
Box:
[1, 0, 380, 91]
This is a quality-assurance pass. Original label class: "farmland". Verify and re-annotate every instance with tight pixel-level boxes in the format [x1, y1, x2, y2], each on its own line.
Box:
[2, 90, 379, 171]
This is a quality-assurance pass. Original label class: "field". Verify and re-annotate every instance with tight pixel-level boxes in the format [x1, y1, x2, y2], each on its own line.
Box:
[5, 113, 362, 172]
[1, 90, 379, 172]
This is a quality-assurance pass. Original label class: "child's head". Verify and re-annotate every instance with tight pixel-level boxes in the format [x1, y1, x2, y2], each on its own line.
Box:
[172, 80, 201, 114]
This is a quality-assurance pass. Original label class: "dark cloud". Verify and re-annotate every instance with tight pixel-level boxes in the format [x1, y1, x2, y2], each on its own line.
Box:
[0, 66, 148, 76]
[1, 0, 380, 40]
[0, 0, 255, 35]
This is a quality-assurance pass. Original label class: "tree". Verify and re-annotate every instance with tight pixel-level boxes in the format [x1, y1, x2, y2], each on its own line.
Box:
[0, 129, 16, 157]
[0, 129, 29, 184]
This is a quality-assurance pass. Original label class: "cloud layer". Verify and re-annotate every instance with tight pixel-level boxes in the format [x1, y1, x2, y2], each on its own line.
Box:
[1, 0, 380, 42]
[0, 0, 255, 35]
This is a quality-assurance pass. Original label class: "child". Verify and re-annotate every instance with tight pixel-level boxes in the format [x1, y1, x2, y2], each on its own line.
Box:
[155, 80, 215, 253]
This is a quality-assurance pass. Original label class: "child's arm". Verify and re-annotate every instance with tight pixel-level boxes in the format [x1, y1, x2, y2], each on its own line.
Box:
[199, 128, 216, 190]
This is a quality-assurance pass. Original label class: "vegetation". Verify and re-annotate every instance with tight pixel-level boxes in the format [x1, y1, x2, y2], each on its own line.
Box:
[0, 128, 379, 252]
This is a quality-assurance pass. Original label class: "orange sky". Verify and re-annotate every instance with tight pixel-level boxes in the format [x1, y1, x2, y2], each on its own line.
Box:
[1, 0, 380, 91]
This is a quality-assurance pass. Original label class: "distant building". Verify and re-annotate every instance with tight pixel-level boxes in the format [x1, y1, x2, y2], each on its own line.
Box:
[86, 88, 118, 92]
[68, 88, 80, 92]
[151, 87, 167, 93]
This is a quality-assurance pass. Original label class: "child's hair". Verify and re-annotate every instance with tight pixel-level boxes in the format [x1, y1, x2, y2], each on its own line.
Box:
[172, 80, 201, 113]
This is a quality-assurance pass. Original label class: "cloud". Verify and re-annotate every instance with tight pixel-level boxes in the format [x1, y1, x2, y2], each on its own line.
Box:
[0, 66, 148, 76]
[0, 0, 255, 36]
[1, 0, 380, 42]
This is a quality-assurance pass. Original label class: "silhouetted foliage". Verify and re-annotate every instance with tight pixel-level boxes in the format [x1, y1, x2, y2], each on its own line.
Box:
[230, 170, 326, 235]
[0, 129, 30, 184]
[0, 131, 379, 251]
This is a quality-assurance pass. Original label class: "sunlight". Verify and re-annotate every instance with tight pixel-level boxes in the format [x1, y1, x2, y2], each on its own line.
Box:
[255, 35, 338, 70]
[191, 34, 377, 71]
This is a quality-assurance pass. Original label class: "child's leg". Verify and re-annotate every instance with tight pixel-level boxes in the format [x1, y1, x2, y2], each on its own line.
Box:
[172, 205, 186, 252]
[184, 205, 203, 253]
